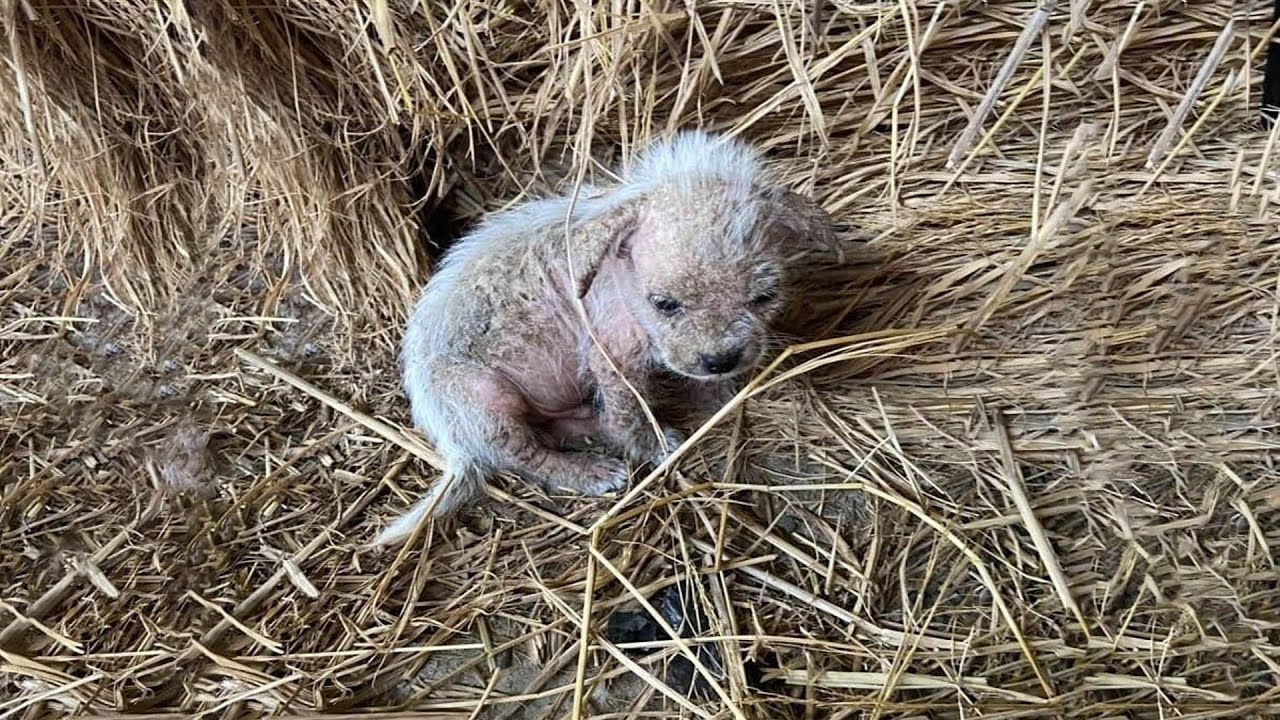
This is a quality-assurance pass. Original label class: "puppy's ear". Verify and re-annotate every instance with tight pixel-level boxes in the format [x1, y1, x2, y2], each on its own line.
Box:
[572, 200, 641, 299]
[761, 187, 843, 264]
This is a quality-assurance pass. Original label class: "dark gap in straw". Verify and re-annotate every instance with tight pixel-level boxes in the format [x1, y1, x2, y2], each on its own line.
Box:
[405, 142, 466, 260]
[1263, 0, 1280, 125]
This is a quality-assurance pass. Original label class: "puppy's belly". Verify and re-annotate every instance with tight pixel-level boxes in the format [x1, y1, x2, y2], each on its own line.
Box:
[493, 347, 591, 418]
[533, 400, 595, 420]
[521, 385, 598, 447]
[540, 412, 600, 448]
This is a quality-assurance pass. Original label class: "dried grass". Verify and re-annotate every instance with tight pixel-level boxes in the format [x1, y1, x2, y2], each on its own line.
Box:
[3, 0, 1280, 717]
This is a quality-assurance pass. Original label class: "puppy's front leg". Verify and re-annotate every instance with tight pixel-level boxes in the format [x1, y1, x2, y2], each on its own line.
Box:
[588, 351, 683, 467]
[685, 377, 744, 413]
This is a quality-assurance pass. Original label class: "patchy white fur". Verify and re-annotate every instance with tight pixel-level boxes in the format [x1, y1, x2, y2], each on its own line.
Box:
[396, 191, 614, 449]
[374, 130, 832, 547]
[623, 131, 768, 196]
[376, 192, 621, 546]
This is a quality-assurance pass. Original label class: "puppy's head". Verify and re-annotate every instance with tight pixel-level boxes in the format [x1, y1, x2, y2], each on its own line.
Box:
[622, 184, 795, 379]
[578, 133, 834, 381]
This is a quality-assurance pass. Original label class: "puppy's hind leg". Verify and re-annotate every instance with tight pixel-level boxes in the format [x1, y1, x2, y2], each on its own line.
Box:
[465, 371, 630, 497]
[493, 418, 630, 497]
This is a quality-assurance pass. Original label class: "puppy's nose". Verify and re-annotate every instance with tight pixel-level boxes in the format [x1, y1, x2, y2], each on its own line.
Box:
[698, 349, 743, 375]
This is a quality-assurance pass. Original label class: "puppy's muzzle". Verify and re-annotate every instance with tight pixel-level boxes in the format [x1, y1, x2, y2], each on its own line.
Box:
[697, 348, 743, 376]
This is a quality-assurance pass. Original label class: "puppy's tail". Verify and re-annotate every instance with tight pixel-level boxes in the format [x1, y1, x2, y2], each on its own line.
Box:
[370, 465, 485, 547]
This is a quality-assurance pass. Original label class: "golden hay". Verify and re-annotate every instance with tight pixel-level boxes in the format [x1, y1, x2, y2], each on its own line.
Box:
[3, 0, 1280, 717]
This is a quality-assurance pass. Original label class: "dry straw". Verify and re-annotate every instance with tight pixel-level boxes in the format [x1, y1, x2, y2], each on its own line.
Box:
[3, 0, 1280, 718]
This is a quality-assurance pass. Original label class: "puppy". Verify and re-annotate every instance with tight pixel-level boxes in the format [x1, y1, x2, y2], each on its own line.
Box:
[374, 131, 834, 546]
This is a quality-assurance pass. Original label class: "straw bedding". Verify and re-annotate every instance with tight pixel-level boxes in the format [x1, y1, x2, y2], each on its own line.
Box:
[3, 0, 1280, 717]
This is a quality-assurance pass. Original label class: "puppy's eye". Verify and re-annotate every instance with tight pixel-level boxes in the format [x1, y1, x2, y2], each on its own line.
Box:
[650, 295, 683, 316]
[750, 289, 777, 307]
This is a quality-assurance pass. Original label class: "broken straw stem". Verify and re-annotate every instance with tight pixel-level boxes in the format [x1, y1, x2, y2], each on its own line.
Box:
[1092, 1, 1144, 81]
[236, 348, 585, 536]
[1147, 18, 1236, 169]
[587, 328, 952, 533]
[234, 348, 445, 471]
[948, 0, 1057, 169]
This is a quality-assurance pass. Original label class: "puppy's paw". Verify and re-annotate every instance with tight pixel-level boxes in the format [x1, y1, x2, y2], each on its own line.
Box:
[576, 457, 631, 496]
[652, 427, 686, 465]
[620, 427, 685, 467]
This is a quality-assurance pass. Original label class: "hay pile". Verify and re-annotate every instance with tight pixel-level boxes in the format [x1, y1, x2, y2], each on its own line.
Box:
[4, 0, 1280, 717]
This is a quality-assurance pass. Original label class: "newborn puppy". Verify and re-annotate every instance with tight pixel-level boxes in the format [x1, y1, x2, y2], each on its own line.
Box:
[374, 131, 834, 546]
